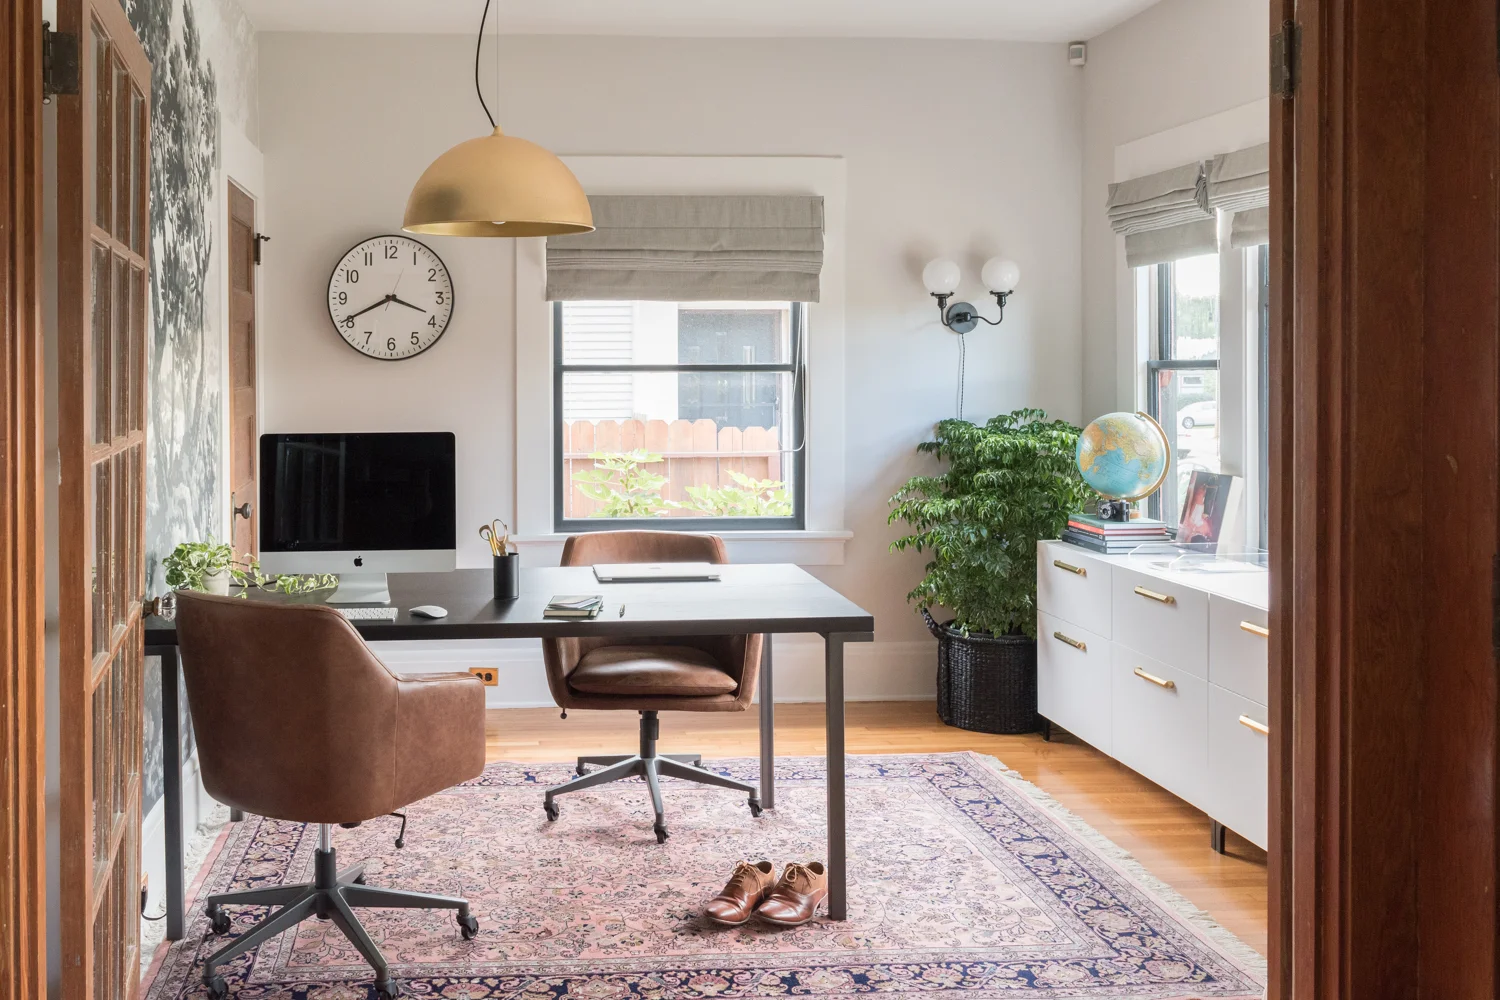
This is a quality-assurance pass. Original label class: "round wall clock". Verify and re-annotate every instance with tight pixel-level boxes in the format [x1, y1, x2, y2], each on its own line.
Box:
[327, 235, 455, 360]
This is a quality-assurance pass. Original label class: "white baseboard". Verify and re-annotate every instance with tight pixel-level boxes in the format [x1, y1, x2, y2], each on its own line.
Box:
[370, 636, 938, 709]
[140, 752, 213, 918]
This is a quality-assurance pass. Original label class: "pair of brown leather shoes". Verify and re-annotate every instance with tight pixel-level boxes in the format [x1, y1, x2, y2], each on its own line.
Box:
[703, 860, 828, 927]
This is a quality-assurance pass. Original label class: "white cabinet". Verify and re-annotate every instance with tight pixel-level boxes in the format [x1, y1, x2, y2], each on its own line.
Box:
[1037, 540, 1269, 851]
[1037, 612, 1112, 754]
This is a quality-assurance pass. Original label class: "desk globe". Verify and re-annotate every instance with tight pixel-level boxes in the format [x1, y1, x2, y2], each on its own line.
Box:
[1075, 411, 1170, 502]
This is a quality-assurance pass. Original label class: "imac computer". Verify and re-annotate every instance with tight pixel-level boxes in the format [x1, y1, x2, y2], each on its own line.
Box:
[259, 432, 457, 604]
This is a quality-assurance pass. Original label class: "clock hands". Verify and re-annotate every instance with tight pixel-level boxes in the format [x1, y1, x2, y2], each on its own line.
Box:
[344, 293, 427, 322]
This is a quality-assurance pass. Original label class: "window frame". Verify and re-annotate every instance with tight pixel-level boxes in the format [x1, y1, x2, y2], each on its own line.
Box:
[551, 300, 808, 533]
[1145, 261, 1222, 523]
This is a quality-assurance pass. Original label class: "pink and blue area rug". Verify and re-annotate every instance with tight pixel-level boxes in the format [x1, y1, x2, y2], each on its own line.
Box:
[143, 753, 1265, 999]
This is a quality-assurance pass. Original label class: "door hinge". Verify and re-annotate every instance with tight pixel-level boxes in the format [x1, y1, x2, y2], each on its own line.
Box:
[253, 233, 270, 265]
[41, 22, 80, 105]
[1271, 20, 1299, 99]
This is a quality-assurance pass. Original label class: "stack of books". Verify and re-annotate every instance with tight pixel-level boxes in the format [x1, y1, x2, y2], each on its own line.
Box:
[543, 594, 604, 619]
[1062, 513, 1169, 554]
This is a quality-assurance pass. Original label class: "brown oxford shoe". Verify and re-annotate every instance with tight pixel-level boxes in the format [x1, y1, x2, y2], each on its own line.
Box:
[755, 861, 827, 927]
[704, 860, 776, 927]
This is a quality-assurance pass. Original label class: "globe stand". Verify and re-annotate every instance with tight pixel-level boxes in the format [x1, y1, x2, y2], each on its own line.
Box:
[1097, 498, 1132, 522]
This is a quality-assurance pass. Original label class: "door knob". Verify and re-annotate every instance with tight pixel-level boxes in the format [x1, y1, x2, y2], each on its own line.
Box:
[233, 500, 253, 520]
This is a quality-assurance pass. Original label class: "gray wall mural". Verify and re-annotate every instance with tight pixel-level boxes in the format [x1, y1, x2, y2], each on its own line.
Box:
[122, 0, 257, 817]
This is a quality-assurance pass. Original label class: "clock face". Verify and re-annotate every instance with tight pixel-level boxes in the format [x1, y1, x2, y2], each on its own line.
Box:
[327, 235, 455, 361]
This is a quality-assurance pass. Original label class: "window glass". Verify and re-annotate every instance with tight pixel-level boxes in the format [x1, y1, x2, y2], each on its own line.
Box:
[555, 301, 803, 527]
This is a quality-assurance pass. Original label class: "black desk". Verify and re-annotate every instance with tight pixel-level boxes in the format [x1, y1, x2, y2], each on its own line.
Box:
[145, 564, 875, 939]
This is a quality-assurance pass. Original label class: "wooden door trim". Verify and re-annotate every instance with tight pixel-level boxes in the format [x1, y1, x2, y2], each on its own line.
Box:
[0, 3, 48, 998]
[1271, 0, 1500, 996]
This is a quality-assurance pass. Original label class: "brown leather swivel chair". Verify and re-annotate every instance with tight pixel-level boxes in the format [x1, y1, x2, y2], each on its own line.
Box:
[174, 591, 486, 1000]
[541, 531, 763, 843]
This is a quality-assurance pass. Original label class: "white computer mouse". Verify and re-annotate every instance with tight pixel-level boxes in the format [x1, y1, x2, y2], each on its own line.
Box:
[409, 605, 448, 619]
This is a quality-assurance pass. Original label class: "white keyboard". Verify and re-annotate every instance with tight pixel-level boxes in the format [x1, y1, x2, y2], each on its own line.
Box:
[337, 607, 399, 622]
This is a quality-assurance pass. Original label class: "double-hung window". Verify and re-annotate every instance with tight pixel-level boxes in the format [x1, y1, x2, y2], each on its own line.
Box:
[1146, 253, 1222, 523]
[553, 300, 806, 531]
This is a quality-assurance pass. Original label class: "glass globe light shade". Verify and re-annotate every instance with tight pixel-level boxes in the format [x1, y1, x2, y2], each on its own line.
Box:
[922, 259, 962, 295]
[982, 257, 1021, 294]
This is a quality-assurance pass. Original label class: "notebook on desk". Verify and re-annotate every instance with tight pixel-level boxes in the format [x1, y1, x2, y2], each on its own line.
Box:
[592, 562, 721, 583]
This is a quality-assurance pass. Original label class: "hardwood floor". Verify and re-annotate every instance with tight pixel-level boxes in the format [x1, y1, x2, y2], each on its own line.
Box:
[486, 699, 1268, 955]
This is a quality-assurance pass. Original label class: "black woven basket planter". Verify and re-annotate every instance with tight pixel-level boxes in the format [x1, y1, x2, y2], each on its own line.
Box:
[922, 608, 1039, 735]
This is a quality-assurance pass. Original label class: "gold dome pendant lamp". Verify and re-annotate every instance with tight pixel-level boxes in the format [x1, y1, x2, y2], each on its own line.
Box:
[402, 0, 593, 238]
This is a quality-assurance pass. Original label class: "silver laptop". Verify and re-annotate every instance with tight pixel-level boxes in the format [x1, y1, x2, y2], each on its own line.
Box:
[592, 562, 721, 583]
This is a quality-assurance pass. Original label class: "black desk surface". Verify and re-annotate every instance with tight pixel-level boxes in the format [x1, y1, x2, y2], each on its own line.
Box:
[144, 564, 874, 645]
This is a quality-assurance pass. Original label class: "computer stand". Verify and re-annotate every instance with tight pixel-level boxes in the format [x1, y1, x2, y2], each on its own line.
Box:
[328, 572, 391, 605]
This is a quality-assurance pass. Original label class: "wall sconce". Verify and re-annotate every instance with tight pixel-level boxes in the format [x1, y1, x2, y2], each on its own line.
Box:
[922, 257, 1021, 333]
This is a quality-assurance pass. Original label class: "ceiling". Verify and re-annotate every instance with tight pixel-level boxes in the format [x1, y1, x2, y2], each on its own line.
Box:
[238, 0, 1162, 43]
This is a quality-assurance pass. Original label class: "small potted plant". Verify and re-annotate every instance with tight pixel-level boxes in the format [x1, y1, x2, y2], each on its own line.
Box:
[162, 540, 251, 596]
[889, 409, 1092, 733]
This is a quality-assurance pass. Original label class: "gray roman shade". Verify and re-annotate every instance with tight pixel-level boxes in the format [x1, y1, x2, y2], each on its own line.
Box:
[1106, 161, 1215, 268]
[1204, 143, 1269, 247]
[546, 195, 824, 302]
[1229, 206, 1270, 248]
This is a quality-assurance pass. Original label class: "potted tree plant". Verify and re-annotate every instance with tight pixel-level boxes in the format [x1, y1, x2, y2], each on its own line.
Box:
[889, 408, 1091, 733]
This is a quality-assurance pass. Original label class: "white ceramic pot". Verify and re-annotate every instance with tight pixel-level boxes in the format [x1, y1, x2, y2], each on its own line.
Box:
[201, 570, 231, 596]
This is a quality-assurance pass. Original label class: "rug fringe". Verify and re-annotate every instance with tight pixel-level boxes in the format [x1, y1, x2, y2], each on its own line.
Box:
[958, 749, 1269, 982]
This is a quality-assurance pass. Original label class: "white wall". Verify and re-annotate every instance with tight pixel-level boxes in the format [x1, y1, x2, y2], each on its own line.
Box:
[257, 33, 1086, 684]
[1080, 0, 1269, 419]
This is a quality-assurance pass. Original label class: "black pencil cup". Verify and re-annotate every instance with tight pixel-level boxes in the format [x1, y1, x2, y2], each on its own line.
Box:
[493, 553, 520, 601]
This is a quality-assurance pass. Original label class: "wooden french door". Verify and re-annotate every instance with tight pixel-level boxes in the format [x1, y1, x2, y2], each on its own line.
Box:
[228, 183, 258, 559]
[56, 0, 151, 996]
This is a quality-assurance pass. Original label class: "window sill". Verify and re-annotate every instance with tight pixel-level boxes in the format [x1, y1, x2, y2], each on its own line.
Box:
[512, 530, 853, 566]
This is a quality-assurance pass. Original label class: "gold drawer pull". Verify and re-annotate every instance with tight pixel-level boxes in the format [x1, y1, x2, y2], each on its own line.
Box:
[1238, 714, 1270, 736]
[1134, 585, 1176, 605]
[1133, 666, 1176, 690]
[1053, 559, 1087, 577]
[1239, 620, 1269, 638]
[1052, 631, 1087, 652]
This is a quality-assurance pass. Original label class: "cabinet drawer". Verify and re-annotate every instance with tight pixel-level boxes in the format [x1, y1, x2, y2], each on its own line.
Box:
[1209, 596, 1269, 704]
[1110, 644, 1207, 807]
[1038, 613, 1111, 753]
[1208, 684, 1269, 849]
[1111, 566, 1208, 678]
[1037, 541, 1112, 637]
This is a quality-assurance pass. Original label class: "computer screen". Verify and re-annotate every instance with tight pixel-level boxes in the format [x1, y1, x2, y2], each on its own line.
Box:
[260, 432, 456, 553]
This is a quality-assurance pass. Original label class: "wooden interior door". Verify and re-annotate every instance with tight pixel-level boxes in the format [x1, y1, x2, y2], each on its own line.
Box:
[56, 0, 150, 995]
[228, 183, 257, 558]
[1, 4, 48, 999]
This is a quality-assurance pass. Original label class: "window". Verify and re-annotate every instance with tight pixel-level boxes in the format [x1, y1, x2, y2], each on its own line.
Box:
[1147, 253, 1222, 523]
[553, 300, 805, 531]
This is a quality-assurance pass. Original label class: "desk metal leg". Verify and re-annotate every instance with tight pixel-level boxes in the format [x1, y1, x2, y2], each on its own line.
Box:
[823, 631, 873, 922]
[158, 645, 185, 941]
[758, 635, 774, 810]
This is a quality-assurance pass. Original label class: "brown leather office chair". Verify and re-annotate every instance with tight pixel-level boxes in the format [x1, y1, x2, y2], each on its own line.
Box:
[541, 530, 763, 843]
[174, 591, 486, 1000]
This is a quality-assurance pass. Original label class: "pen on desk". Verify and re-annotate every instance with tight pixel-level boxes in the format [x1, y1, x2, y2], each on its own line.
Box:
[618, 604, 626, 618]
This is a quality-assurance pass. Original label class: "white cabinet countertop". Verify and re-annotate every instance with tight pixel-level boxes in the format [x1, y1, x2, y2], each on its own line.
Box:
[1044, 541, 1270, 611]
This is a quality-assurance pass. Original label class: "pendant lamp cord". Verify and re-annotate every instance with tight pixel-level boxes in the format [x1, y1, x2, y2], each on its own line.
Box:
[473, 0, 497, 129]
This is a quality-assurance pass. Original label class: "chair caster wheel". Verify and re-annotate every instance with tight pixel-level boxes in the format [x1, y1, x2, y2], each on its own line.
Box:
[457, 912, 479, 940]
[576, 763, 588, 776]
[748, 798, 763, 818]
[544, 800, 559, 822]
[375, 980, 400, 999]
[353, 873, 367, 885]
[654, 822, 669, 844]
[206, 904, 231, 936]
[204, 974, 228, 998]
